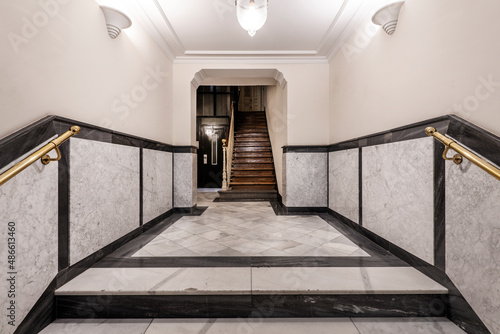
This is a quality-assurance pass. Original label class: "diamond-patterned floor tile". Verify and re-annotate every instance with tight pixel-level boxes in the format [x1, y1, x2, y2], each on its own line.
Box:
[132, 193, 371, 257]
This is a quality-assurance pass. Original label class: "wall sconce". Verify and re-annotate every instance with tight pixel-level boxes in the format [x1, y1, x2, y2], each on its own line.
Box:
[372, 1, 405, 35]
[235, 0, 268, 37]
[100, 6, 132, 39]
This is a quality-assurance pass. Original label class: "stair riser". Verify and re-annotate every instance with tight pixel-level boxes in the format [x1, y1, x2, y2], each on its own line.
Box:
[232, 171, 275, 177]
[232, 163, 274, 169]
[234, 142, 271, 147]
[234, 136, 269, 141]
[56, 294, 447, 319]
[233, 153, 273, 158]
[231, 185, 277, 190]
[234, 131, 269, 139]
[233, 158, 273, 164]
[231, 178, 275, 183]
[233, 148, 272, 153]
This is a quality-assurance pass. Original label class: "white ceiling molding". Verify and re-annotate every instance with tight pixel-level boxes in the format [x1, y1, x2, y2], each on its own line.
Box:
[125, 0, 176, 61]
[326, 0, 382, 61]
[130, 0, 375, 63]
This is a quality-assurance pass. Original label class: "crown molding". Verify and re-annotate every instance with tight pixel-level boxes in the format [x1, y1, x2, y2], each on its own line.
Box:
[133, 0, 372, 64]
[174, 56, 329, 64]
[325, 0, 381, 61]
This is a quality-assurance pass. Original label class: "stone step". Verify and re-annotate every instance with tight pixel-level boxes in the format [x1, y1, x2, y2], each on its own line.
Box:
[54, 267, 449, 319]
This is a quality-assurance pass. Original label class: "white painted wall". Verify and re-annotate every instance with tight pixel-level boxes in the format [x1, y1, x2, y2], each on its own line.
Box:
[329, 0, 500, 143]
[173, 63, 330, 146]
[0, 0, 173, 144]
[265, 83, 287, 194]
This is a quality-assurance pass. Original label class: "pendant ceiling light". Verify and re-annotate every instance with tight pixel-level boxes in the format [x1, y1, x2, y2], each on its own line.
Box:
[235, 0, 268, 37]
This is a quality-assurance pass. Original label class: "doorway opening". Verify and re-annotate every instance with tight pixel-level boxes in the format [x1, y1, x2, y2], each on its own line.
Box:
[196, 86, 238, 188]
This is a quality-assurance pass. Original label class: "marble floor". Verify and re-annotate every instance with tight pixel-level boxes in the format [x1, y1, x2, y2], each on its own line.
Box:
[40, 317, 466, 334]
[46, 192, 467, 333]
[133, 193, 369, 257]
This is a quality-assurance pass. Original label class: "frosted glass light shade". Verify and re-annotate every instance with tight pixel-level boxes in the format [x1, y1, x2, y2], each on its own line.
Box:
[236, 0, 268, 37]
[100, 6, 132, 39]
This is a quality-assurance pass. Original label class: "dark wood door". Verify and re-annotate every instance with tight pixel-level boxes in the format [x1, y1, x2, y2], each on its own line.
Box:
[197, 125, 228, 188]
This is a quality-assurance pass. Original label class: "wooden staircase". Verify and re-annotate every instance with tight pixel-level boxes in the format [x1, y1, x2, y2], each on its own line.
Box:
[230, 111, 276, 191]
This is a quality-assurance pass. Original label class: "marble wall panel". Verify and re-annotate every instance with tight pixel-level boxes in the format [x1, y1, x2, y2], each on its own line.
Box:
[362, 137, 434, 264]
[329, 149, 359, 223]
[174, 153, 197, 208]
[69, 138, 140, 265]
[0, 161, 58, 334]
[446, 161, 500, 334]
[143, 149, 172, 223]
[284, 153, 328, 207]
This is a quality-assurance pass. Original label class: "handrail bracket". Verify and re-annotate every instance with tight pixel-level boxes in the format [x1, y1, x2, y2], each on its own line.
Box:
[41, 145, 62, 165]
[442, 146, 463, 165]
[425, 126, 500, 181]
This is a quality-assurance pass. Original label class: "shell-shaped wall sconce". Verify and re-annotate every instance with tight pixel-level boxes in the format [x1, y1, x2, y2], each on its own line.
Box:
[372, 1, 405, 35]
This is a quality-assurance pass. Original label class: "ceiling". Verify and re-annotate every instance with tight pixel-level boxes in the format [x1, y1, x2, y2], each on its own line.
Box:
[116, 0, 391, 63]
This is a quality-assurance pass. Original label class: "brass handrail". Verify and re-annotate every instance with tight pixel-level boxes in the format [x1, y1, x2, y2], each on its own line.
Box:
[0, 126, 80, 187]
[425, 127, 500, 181]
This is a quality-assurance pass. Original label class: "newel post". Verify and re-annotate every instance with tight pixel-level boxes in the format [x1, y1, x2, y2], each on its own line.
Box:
[222, 138, 228, 191]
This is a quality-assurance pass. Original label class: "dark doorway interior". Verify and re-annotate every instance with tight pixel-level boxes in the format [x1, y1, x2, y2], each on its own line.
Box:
[196, 86, 238, 188]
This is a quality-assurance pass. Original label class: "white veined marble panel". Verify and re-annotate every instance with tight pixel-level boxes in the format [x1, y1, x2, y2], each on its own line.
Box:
[284, 152, 327, 207]
[0, 161, 58, 334]
[362, 137, 434, 264]
[446, 160, 500, 334]
[143, 149, 172, 223]
[174, 153, 196, 208]
[69, 138, 140, 265]
[329, 149, 359, 223]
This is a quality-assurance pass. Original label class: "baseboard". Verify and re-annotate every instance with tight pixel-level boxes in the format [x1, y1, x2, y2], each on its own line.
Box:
[173, 206, 207, 215]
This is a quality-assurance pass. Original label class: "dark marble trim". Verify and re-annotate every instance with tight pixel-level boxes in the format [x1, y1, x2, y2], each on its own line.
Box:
[57, 138, 71, 271]
[173, 146, 198, 153]
[282, 145, 329, 153]
[13, 277, 56, 334]
[53, 116, 174, 152]
[139, 148, 144, 227]
[448, 115, 500, 167]
[328, 116, 450, 151]
[326, 150, 330, 209]
[329, 209, 490, 334]
[173, 206, 208, 215]
[434, 140, 446, 270]
[0, 116, 57, 170]
[358, 147, 363, 226]
[93, 256, 409, 268]
[55, 294, 448, 319]
[270, 201, 328, 215]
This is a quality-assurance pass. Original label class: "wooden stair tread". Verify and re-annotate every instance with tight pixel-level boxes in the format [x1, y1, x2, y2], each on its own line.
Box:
[230, 181, 276, 185]
[228, 110, 276, 191]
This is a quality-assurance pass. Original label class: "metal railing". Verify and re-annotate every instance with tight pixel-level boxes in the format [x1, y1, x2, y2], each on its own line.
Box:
[425, 127, 500, 181]
[0, 126, 80, 187]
